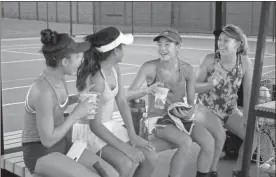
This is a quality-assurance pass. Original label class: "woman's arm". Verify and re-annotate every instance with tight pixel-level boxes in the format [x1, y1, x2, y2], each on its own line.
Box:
[88, 74, 131, 152]
[126, 62, 153, 101]
[115, 65, 137, 137]
[195, 54, 216, 93]
[241, 55, 253, 119]
[35, 81, 78, 148]
[184, 64, 196, 105]
[115, 65, 152, 150]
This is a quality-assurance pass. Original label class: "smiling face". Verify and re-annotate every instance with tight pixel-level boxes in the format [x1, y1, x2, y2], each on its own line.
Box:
[218, 32, 241, 56]
[157, 37, 180, 61]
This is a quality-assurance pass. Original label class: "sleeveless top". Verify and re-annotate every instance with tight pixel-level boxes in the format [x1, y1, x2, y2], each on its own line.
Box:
[148, 59, 188, 117]
[22, 73, 69, 145]
[197, 53, 243, 121]
[99, 67, 119, 122]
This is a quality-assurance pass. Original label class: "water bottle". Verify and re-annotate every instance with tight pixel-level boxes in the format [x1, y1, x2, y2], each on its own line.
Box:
[128, 99, 146, 135]
[139, 112, 149, 140]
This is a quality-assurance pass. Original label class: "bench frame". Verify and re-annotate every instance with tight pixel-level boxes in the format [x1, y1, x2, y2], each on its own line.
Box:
[1, 111, 123, 177]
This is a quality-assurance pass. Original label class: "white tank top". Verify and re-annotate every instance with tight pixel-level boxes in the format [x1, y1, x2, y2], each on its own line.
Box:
[100, 67, 119, 122]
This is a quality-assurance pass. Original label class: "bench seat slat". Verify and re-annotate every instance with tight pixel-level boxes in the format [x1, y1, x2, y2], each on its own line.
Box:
[4, 137, 22, 145]
[14, 161, 26, 177]
[4, 133, 22, 141]
[5, 156, 24, 173]
[4, 130, 23, 136]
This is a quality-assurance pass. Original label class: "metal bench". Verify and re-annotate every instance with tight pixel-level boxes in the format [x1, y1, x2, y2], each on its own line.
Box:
[1, 111, 123, 177]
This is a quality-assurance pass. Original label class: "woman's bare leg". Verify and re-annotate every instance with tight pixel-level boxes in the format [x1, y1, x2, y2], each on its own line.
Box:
[191, 122, 215, 173]
[101, 145, 138, 177]
[153, 125, 192, 177]
[195, 105, 226, 172]
[224, 109, 258, 170]
[34, 152, 101, 177]
[78, 149, 119, 177]
[133, 146, 158, 177]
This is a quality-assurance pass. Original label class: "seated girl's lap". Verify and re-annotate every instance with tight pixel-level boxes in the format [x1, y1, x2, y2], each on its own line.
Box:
[194, 104, 225, 138]
[195, 104, 246, 139]
[152, 124, 192, 150]
[35, 152, 101, 177]
[224, 108, 246, 139]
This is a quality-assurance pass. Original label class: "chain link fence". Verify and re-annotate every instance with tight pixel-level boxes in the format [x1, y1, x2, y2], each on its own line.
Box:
[1, 1, 275, 40]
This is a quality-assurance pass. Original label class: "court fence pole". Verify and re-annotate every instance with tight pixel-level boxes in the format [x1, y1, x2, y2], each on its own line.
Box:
[273, 2, 275, 41]
[1, 0, 4, 157]
[18, 1, 21, 20]
[240, 2, 271, 177]
[92, 2, 96, 33]
[36, 2, 39, 21]
[131, 2, 134, 35]
[1, 1, 4, 18]
[214, 2, 226, 52]
[46, 2, 49, 29]
[69, 1, 73, 36]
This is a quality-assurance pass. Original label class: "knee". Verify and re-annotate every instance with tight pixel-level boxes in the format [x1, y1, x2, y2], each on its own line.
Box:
[177, 136, 193, 151]
[117, 157, 134, 176]
[214, 132, 226, 149]
[198, 136, 215, 154]
[144, 150, 158, 168]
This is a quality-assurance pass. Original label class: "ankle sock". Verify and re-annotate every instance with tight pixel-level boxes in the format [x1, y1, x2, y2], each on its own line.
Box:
[196, 171, 209, 177]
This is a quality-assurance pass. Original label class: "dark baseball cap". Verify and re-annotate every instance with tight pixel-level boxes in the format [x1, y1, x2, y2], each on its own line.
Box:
[153, 29, 182, 44]
[213, 24, 244, 42]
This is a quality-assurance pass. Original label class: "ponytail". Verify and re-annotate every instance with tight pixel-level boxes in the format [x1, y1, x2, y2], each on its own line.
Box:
[237, 33, 248, 56]
[76, 47, 101, 92]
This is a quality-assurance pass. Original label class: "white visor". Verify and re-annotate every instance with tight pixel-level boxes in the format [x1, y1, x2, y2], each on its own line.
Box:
[95, 32, 134, 53]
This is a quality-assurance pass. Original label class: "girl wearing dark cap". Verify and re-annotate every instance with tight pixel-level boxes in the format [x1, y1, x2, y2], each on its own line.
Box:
[76, 27, 158, 177]
[127, 28, 215, 177]
[195, 24, 255, 177]
[22, 29, 118, 177]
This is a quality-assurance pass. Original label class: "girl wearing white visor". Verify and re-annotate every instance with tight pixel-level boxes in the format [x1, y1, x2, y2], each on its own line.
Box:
[76, 27, 158, 177]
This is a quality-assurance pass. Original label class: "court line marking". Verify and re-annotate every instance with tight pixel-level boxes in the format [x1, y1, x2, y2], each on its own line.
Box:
[2, 58, 44, 64]
[2, 71, 139, 83]
[2, 44, 41, 48]
[2, 66, 274, 107]
[2, 77, 37, 83]
[3, 64, 275, 92]
[2, 72, 139, 91]
[2, 34, 274, 43]
[2, 55, 274, 65]
[2, 50, 42, 56]
[2, 85, 132, 107]
[2, 43, 275, 56]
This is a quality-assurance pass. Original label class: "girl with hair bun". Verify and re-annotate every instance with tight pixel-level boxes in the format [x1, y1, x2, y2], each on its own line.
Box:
[22, 29, 119, 177]
[194, 24, 256, 177]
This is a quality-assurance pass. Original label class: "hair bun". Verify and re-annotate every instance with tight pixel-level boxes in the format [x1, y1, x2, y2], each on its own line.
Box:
[40, 29, 58, 45]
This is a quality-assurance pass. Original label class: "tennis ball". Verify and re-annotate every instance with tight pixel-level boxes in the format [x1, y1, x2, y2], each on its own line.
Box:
[261, 163, 270, 169]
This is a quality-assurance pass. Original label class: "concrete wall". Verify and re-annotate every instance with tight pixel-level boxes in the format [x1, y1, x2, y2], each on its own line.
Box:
[2, 1, 274, 36]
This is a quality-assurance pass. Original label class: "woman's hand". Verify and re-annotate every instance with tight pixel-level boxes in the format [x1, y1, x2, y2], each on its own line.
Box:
[71, 84, 101, 121]
[129, 134, 155, 151]
[146, 82, 164, 95]
[124, 145, 145, 163]
[208, 71, 222, 86]
[71, 94, 100, 121]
